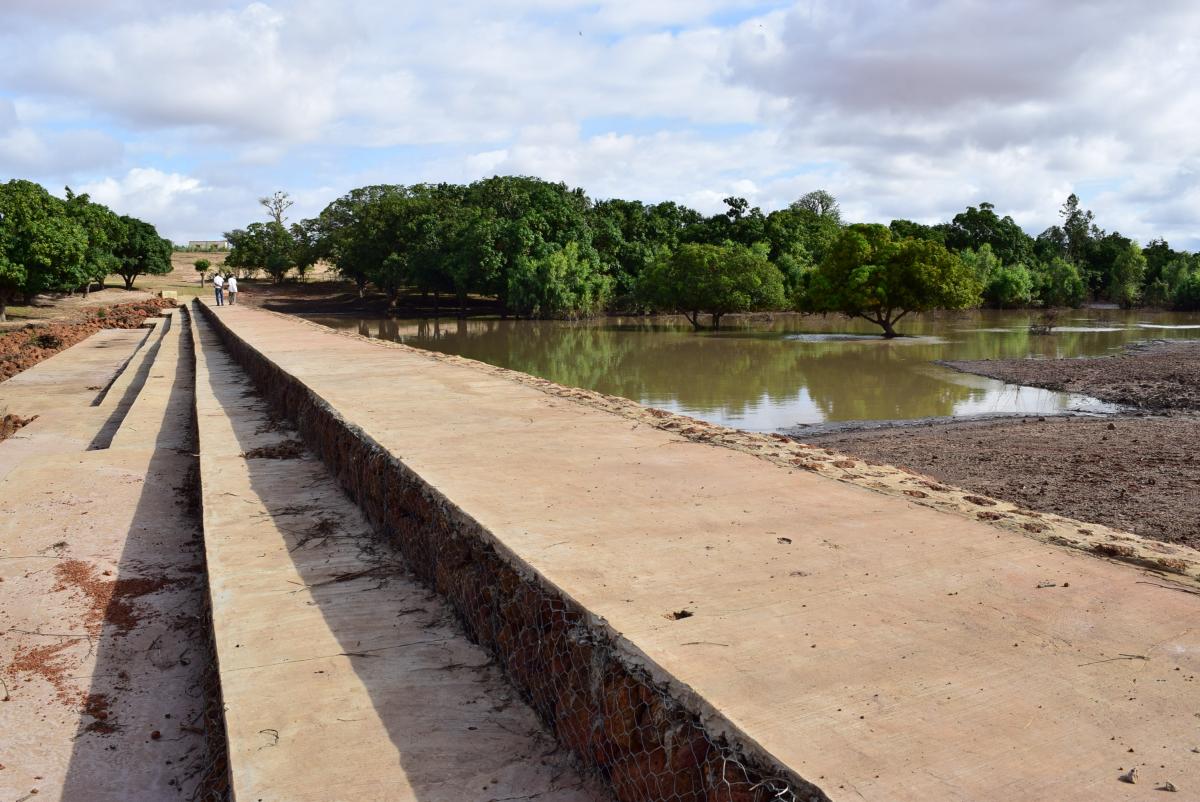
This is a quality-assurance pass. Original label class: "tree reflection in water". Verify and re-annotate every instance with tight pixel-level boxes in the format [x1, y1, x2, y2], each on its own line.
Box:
[313, 310, 1200, 431]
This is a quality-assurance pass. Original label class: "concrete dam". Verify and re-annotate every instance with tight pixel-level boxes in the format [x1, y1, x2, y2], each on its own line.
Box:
[2, 298, 1198, 801]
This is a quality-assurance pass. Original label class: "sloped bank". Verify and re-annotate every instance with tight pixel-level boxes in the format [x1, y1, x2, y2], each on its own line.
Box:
[195, 299, 825, 802]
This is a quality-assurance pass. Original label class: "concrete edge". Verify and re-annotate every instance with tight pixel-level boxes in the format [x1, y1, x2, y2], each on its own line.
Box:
[185, 304, 238, 799]
[92, 310, 174, 408]
[195, 300, 829, 802]
[258, 306, 1200, 586]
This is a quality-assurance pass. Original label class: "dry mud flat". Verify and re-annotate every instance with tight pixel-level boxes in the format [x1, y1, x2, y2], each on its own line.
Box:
[810, 340, 1200, 550]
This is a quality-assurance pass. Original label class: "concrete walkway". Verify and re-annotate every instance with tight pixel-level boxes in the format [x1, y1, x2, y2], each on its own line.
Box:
[0, 308, 219, 801]
[201, 301, 1200, 801]
[192, 301, 604, 800]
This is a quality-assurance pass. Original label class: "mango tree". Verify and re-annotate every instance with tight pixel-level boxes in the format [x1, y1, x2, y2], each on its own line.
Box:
[801, 224, 980, 337]
[640, 242, 786, 330]
[113, 216, 172, 290]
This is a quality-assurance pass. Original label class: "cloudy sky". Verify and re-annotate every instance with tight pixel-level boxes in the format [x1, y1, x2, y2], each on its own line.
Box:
[1, 1, 1197, 248]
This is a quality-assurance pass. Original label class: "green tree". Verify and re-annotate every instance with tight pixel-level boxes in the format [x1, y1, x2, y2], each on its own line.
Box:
[314, 185, 403, 295]
[463, 176, 598, 316]
[640, 242, 786, 330]
[506, 240, 613, 318]
[889, 219, 945, 244]
[64, 189, 123, 295]
[590, 198, 700, 309]
[0, 180, 87, 317]
[936, 202, 1034, 265]
[1105, 240, 1146, 308]
[960, 244, 1034, 308]
[801, 224, 980, 337]
[225, 222, 296, 283]
[194, 258, 211, 284]
[790, 189, 842, 223]
[1174, 268, 1200, 310]
[1033, 257, 1086, 308]
[1059, 193, 1098, 266]
[113, 216, 172, 290]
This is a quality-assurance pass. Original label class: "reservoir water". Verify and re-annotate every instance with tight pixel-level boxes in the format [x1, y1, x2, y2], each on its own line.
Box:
[306, 310, 1200, 432]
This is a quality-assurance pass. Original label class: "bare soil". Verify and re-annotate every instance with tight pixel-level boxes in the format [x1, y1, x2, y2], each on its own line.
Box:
[0, 298, 175, 382]
[241, 276, 506, 317]
[810, 340, 1200, 550]
[942, 339, 1200, 410]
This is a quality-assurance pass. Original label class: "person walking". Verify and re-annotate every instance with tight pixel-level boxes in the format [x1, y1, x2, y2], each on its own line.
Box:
[212, 272, 225, 306]
[226, 275, 239, 305]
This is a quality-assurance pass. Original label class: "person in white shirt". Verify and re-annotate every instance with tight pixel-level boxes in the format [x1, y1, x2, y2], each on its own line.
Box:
[226, 275, 239, 305]
[212, 273, 225, 306]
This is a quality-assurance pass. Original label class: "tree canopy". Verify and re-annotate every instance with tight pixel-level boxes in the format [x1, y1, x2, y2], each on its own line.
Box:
[0, 179, 171, 318]
[801, 224, 981, 337]
[113, 216, 172, 290]
[640, 242, 786, 329]
[214, 179, 1182, 320]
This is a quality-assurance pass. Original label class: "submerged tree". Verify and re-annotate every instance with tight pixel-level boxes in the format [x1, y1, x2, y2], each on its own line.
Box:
[800, 224, 980, 337]
[640, 242, 786, 330]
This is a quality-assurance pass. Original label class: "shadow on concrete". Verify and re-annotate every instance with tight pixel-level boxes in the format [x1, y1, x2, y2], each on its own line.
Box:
[61, 306, 225, 800]
[88, 316, 169, 450]
[190, 307, 601, 801]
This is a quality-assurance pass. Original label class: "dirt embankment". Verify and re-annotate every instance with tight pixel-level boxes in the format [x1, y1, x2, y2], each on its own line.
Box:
[240, 277, 507, 317]
[811, 340, 1200, 550]
[0, 298, 175, 384]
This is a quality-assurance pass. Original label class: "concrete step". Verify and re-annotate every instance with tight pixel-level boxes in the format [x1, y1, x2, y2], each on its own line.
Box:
[87, 310, 173, 448]
[0, 312, 217, 800]
[0, 327, 148, 473]
[190, 306, 603, 802]
[107, 305, 193, 452]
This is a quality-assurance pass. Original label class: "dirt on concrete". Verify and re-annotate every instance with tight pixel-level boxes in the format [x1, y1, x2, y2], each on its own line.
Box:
[0, 298, 175, 383]
[809, 340, 1200, 550]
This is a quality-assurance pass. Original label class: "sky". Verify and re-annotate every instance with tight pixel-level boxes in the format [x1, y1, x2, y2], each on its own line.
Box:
[1, 0, 1197, 248]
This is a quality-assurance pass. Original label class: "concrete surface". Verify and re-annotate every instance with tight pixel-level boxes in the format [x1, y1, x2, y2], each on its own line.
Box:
[202, 301, 1200, 801]
[191, 305, 605, 801]
[0, 310, 218, 801]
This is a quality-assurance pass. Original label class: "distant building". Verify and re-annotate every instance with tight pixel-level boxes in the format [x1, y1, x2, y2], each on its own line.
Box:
[187, 240, 230, 251]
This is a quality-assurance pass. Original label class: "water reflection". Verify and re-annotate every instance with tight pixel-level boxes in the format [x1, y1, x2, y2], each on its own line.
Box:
[308, 310, 1200, 432]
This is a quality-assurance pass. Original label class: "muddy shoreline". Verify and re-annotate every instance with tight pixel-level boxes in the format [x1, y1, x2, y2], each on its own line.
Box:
[807, 340, 1200, 549]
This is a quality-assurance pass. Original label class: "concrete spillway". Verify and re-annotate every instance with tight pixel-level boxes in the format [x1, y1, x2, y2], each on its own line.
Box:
[195, 299, 1200, 801]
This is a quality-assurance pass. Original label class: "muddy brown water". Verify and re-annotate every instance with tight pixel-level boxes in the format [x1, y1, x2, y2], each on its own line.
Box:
[306, 309, 1200, 432]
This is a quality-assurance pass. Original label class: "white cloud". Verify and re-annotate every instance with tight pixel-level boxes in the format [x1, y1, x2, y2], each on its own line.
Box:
[1, 1, 1198, 248]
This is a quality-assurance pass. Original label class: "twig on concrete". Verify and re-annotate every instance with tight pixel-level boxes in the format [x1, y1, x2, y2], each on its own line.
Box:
[1077, 654, 1148, 667]
[1135, 581, 1200, 596]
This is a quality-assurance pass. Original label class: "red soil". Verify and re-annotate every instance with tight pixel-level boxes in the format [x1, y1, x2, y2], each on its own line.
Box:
[0, 299, 176, 383]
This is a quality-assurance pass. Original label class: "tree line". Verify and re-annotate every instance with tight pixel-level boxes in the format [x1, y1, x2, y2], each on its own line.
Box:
[0, 179, 173, 321]
[227, 178, 1200, 336]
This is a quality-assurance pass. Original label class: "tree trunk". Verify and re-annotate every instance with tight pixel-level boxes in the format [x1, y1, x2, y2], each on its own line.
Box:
[712, 312, 723, 330]
[123, 274, 136, 290]
[880, 318, 897, 338]
[684, 311, 702, 330]
[0, 300, 7, 323]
